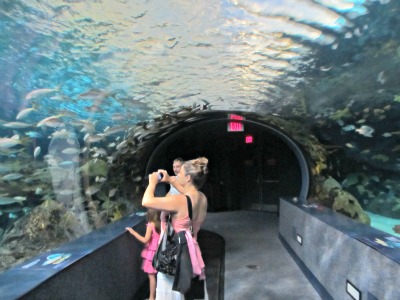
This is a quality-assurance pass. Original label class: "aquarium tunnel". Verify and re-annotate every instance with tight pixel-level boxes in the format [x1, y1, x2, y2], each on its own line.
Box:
[1, 0, 400, 299]
[145, 114, 309, 211]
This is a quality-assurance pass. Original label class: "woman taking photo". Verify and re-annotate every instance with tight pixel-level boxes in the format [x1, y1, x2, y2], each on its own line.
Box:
[142, 157, 209, 299]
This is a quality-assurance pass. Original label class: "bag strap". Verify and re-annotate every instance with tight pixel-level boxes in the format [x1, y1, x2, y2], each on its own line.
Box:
[185, 195, 194, 235]
[166, 213, 172, 223]
[186, 195, 193, 219]
[164, 213, 174, 237]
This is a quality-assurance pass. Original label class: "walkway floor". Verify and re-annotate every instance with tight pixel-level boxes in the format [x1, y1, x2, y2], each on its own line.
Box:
[202, 211, 322, 300]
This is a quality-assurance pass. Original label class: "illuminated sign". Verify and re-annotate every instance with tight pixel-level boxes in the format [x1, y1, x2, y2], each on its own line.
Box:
[227, 114, 245, 132]
[245, 135, 253, 143]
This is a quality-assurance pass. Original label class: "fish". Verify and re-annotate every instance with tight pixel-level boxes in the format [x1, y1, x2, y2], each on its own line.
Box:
[25, 131, 43, 138]
[372, 154, 389, 162]
[8, 213, 18, 219]
[16, 107, 36, 120]
[50, 129, 75, 139]
[345, 143, 356, 149]
[1, 173, 24, 181]
[319, 66, 332, 72]
[342, 124, 356, 131]
[116, 140, 127, 150]
[337, 119, 345, 126]
[95, 176, 107, 183]
[58, 161, 75, 167]
[81, 147, 89, 153]
[61, 148, 80, 155]
[80, 121, 96, 133]
[85, 185, 101, 195]
[373, 108, 384, 115]
[2, 122, 32, 129]
[104, 126, 126, 136]
[49, 95, 68, 101]
[34, 146, 41, 158]
[25, 87, 58, 100]
[37, 115, 64, 128]
[78, 89, 115, 102]
[353, 28, 362, 37]
[109, 188, 118, 197]
[0, 196, 26, 205]
[370, 176, 380, 182]
[355, 125, 374, 137]
[93, 148, 107, 157]
[84, 134, 103, 143]
[0, 137, 23, 148]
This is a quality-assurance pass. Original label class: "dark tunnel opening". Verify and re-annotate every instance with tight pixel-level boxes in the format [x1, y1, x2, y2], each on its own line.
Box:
[145, 115, 310, 212]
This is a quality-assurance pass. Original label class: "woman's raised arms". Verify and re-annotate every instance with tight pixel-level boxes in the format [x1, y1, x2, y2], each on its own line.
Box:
[142, 171, 186, 213]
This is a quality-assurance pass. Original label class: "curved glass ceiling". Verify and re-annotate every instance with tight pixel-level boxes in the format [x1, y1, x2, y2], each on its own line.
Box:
[0, 0, 387, 123]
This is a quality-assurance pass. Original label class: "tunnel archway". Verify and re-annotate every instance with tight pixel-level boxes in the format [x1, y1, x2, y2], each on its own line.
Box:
[145, 113, 310, 212]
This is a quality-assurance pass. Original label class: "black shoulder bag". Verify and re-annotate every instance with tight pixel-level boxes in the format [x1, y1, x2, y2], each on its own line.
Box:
[152, 213, 177, 275]
[152, 196, 192, 276]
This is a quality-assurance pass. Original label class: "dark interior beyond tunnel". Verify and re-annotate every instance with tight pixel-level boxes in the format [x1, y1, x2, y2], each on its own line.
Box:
[146, 118, 302, 213]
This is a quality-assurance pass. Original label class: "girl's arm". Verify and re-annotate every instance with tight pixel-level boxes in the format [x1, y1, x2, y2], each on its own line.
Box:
[125, 224, 153, 244]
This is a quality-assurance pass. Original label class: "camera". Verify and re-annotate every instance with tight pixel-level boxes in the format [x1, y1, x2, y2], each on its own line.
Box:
[158, 173, 163, 181]
[144, 173, 163, 183]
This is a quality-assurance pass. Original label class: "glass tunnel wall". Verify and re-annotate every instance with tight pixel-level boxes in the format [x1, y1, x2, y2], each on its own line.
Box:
[1, 0, 400, 273]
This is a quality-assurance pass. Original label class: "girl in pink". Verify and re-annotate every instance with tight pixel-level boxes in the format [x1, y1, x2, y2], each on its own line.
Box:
[126, 209, 160, 300]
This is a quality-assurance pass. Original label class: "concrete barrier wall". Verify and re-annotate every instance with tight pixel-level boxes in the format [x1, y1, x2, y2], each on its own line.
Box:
[279, 198, 400, 300]
[0, 214, 147, 300]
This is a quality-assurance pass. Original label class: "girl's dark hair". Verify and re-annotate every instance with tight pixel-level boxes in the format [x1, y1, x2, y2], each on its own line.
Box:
[146, 209, 161, 233]
[183, 157, 209, 189]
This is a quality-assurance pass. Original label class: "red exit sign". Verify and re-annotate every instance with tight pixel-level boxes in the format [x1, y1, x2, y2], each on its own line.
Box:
[227, 114, 245, 132]
[245, 135, 253, 143]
